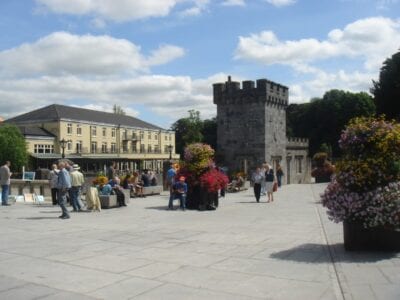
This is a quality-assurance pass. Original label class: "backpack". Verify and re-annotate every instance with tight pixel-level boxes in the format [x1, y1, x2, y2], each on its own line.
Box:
[265, 169, 274, 182]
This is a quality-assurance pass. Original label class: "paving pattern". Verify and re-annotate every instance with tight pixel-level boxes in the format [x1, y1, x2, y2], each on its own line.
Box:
[0, 184, 399, 299]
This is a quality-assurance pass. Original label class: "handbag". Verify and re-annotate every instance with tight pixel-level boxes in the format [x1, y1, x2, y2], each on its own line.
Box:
[273, 182, 278, 192]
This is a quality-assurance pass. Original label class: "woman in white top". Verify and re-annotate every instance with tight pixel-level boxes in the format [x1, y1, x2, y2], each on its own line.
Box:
[265, 164, 276, 203]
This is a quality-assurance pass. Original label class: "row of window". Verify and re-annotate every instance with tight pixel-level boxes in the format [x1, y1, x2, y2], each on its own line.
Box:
[66, 123, 172, 141]
[34, 144, 54, 154]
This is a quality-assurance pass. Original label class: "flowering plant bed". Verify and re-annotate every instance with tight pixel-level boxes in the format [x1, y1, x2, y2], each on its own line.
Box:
[321, 117, 400, 251]
[178, 143, 228, 210]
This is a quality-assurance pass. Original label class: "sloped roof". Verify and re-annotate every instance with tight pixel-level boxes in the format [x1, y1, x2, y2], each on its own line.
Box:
[18, 126, 55, 138]
[6, 104, 164, 130]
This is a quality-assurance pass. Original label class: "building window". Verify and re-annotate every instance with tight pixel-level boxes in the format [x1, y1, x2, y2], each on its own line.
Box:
[111, 128, 116, 138]
[296, 156, 303, 173]
[91, 126, 97, 137]
[101, 142, 107, 153]
[91, 142, 97, 153]
[148, 144, 152, 153]
[154, 134, 158, 140]
[102, 127, 107, 137]
[169, 134, 172, 141]
[111, 143, 116, 153]
[76, 141, 82, 153]
[140, 131, 144, 140]
[67, 123, 72, 135]
[154, 145, 159, 153]
[34, 144, 54, 154]
[140, 144, 145, 153]
[164, 145, 169, 153]
[164, 135, 168, 141]
[76, 125, 82, 136]
[67, 140, 72, 151]
[132, 142, 137, 153]
[148, 132, 151, 139]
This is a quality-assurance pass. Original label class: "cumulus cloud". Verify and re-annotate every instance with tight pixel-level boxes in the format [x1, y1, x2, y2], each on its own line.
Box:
[235, 17, 400, 71]
[265, 0, 296, 7]
[0, 31, 224, 127]
[0, 74, 227, 126]
[221, 0, 246, 6]
[235, 17, 400, 102]
[0, 32, 185, 78]
[35, 0, 181, 21]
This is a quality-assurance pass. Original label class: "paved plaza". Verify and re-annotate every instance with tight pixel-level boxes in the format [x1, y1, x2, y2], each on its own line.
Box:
[0, 184, 399, 300]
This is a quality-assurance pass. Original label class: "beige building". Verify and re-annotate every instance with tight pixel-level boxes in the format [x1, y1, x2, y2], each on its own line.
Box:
[6, 104, 178, 173]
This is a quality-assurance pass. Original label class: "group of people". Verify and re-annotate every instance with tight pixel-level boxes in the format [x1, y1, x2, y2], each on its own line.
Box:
[251, 162, 284, 203]
[48, 161, 86, 219]
[107, 162, 158, 198]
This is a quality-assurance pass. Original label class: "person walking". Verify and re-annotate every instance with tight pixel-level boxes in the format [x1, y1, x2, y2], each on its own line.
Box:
[276, 163, 284, 188]
[0, 161, 12, 206]
[69, 164, 85, 212]
[265, 164, 276, 203]
[48, 164, 59, 205]
[166, 163, 177, 210]
[57, 161, 71, 219]
[260, 162, 267, 196]
[251, 167, 264, 202]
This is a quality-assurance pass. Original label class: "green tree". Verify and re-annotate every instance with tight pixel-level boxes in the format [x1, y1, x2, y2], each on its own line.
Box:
[113, 104, 126, 115]
[287, 90, 375, 157]
[0, 124, 28, 172]
[171, 110, 204, 156]
[371, 50, 400, 120]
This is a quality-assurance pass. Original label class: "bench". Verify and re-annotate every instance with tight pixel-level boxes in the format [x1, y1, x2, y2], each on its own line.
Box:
[99, 194, 118, 208]
[142, 186, 163, 196]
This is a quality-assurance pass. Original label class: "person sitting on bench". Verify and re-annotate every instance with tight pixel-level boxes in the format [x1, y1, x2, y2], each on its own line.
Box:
[169, 176, 188, 211]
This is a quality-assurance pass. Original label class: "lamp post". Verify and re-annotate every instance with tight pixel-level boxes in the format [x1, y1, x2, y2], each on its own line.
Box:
[167, 144, 173, 160]
[59, 138, 68, 159]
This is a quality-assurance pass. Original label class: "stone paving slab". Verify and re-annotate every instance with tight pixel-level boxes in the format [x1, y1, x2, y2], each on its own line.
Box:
[0, 184, 399, 299]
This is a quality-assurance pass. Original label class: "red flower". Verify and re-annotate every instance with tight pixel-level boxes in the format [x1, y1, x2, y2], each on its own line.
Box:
[199, 169, 229, 193]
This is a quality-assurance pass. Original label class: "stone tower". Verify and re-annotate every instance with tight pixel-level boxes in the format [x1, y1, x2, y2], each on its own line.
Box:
[213, 76, 288, 175]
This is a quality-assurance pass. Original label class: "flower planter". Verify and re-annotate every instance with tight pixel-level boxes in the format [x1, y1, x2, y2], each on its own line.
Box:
[187, 185, 218, 210]
[315, 175, 331, 183]
[343, 221, 400, 251]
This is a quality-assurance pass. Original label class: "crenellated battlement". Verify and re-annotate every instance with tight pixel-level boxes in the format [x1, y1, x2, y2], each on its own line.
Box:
[213, 76, 289, 107]
[287, 137, 309, 149]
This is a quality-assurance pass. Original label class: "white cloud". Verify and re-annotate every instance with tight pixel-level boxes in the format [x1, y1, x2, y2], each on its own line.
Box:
[35, 0, 209, 22]
[235, 17, 400, 101]
[265, 0, 296, 7]
[179, 0, 210, 17]
[235, 17, 400, 71]
[0, 73, 226, 126]
[0, 32, 185, 78]
[221, 0, 246, 6]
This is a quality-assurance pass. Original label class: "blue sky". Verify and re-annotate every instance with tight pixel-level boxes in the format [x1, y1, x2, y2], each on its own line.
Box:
[0, 0, 399, 128]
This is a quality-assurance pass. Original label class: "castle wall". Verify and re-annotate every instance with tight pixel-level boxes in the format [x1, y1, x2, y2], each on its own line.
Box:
[213, 76, 311, 184]
[214, 77, 288, 176]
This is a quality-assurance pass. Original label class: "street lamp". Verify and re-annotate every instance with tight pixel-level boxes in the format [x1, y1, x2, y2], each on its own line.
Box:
[59, 138, 68, 159]
[167, 144, 173, 160]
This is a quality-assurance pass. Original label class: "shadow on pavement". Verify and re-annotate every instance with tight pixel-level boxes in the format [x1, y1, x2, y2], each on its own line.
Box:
[18, 217, 60, 220]
[270, 243, 398, 264]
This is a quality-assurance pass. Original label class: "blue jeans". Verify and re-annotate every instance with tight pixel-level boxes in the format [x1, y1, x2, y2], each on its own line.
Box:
[1, 185, 9, 205]
[69, 186, 82, 211]
[57, 189, 70, 217]
[168, 192, 186, 209]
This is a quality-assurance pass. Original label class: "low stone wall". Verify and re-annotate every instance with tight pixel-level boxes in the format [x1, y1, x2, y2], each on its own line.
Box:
[143, 186, 163, 195]
[10, 179, 51, 197]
